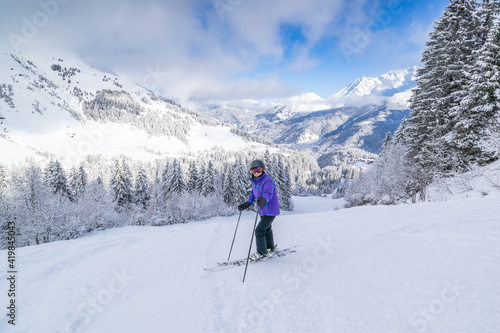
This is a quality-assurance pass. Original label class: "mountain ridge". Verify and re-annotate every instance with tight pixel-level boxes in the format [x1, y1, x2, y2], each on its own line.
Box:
[0, 52, 272, 166]
[201, 66, 417, 159]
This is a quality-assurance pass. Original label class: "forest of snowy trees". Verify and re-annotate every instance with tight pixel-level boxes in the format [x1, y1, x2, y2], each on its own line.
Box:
[0, 148, 352, 249]
[346, 0, 500, 205]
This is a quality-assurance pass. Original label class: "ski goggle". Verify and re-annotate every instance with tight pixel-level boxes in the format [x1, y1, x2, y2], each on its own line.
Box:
[250, 166, 264, 173]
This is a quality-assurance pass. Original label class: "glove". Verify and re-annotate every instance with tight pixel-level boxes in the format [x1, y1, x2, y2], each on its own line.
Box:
[256, 196, 266, 208]
[238, 202, 252, 211]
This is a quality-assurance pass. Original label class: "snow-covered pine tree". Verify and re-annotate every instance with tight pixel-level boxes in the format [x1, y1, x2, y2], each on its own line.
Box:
[187, 161, 199, 193]
[263, 149, 271, 168]
[222, 164, 235, 205]
[69, 165, 88, 199]
[44, 160, 72, 201]
[458, 11, 500, 165]
[201, 161, 216, 196]
[234, 158, 250, 204]
[169, 159, 187, 195]
[110, 159, 134, 211]
[392, 118, 408, 145]
[406, 0, 479, 182]
[0, 164, 7, 207]
[196, 163, 206, 194]
[161, 161, 172, 200]
[280, 164, 294, 211]
[135, 163, 151, 210]
[383, 132, 391, 149]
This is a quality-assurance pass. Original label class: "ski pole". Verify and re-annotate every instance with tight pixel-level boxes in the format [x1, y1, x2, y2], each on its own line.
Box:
[227, 210, 242, 261]
[242, 208, 260, 283]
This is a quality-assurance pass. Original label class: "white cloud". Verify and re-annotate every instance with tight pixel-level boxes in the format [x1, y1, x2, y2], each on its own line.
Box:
[0, 0, 430, 107]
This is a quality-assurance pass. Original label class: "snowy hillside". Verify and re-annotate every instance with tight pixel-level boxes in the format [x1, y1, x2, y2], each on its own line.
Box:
[1, 190, 499, 332]
[0, 52, 267, 166]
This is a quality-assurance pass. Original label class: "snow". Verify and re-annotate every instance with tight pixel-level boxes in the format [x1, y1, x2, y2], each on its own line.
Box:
[0, 52, 264, 167]
[1, 193, 499, 332]
[329, 66, 418, 108]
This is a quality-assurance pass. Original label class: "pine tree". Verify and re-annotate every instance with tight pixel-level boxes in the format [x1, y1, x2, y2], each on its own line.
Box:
[0, 164, 7, 202]
[69, 165, 88, 199]
[383, 132, 392, 149]
[110, 159, 134, 211]
[196, 163, 206, 194]
[0, 164, 9, 217]
[235, 158, 250, 204]
[44, 160, 72, 200]
[406, 0, 479, 180]
[135, 163, 151, 210]
[187, 162, 199, 193]
[169, 159, 187, 195]
[280, 165, 294, 210]
[393, 118, 407, 144]
[161, 161, 172, 199]
[222, 164, 235, 205]
[458, 12, 500, 164]
[201, 161, 216, 196]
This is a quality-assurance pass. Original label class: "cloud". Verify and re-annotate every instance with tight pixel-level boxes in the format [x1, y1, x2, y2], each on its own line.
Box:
[0, 0, 435, 108]
[1, 0, 350, 103]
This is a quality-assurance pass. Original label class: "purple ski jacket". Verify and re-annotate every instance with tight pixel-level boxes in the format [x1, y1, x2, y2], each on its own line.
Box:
[248, 172, 280, 217]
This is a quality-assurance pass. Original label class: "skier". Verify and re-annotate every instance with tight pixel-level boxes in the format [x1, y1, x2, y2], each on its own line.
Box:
[238, 159, 280, 261]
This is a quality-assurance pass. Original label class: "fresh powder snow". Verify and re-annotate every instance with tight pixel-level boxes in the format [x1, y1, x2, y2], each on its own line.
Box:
[1, 192, 499, 333]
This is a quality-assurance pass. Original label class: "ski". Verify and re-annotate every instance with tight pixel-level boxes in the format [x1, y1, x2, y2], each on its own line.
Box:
[204, 246, 297, 272]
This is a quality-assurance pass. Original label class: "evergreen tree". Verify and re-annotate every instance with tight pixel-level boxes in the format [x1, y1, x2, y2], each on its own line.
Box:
[458, 13, 500, 164]
[168, 159, 187, 195]
[201, 161, 216, 196]
[234, 158, 250, 204]
[135, 163, 151, 210]
[383, 132, 392, 149]
[393, 118, 408, 144]
[0, 164, 7, 205]
[222, 164, 235, 205]
[187, 161, 199, 193]
[44, 160, 72, 200]
[110, 159, 134, 211]
[280, 164, 294, 210]
[196, 163, 206, 194]
[69, 165, 88, 199]
[406, 0, 479, 180]
[161, 161, 172, 199]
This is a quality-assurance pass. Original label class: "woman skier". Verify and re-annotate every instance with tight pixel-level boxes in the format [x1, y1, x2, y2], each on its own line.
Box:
[238, 159, 280, 260]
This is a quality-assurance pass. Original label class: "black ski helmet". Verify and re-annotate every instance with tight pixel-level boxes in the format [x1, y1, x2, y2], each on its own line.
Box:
[250, 159, 265, 170]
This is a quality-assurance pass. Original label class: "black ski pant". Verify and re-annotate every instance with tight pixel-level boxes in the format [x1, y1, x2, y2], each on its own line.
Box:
[255, 215, 276, 255]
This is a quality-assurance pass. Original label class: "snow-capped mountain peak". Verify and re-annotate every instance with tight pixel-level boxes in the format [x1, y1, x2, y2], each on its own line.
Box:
[273, 92, 330, 113]
[330, 66, 418, 100]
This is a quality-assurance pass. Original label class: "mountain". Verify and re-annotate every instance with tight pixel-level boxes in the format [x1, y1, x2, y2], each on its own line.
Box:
[330, 66, 418, 100]
[202, 66, 417, 163]
[0, 52, 270, 166]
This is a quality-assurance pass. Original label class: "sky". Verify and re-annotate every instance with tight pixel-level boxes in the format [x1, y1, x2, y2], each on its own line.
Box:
[0, 0, 450, 109]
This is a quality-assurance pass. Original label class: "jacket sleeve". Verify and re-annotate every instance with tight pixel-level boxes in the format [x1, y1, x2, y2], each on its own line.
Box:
[248, 186, 255, 204]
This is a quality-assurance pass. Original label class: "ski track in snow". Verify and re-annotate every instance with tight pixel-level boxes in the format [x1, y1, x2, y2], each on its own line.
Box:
[1, 194, 499, 332]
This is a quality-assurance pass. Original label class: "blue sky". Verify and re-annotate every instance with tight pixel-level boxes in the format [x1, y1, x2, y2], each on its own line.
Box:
[1, 0, 450, 108]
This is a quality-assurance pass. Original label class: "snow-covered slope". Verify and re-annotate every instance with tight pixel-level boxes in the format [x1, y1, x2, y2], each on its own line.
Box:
[0, 52, 265, 166]
[1, 190, 499, 332]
